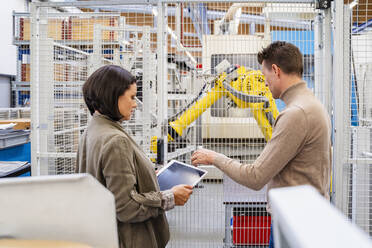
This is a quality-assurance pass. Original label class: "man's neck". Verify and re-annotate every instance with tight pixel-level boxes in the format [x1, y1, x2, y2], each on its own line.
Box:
[280, 74, 302, 94]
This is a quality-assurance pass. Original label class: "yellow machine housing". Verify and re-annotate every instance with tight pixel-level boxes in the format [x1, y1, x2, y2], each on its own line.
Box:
[151, 66, 279, 158]
[168, 66, 278, 140]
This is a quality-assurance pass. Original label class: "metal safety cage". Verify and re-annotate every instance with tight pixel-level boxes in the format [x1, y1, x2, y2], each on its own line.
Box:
[29, 2, 165, 177]
[158, 1, 325, 247]
[28, 1, 339, 247]
[333, 0, 372, 237]
[30, 6, 123, 175]
[12, 12, 32, 107]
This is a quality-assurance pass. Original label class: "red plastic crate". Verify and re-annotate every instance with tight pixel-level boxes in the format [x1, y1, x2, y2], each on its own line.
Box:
[233, 215, 271, 245]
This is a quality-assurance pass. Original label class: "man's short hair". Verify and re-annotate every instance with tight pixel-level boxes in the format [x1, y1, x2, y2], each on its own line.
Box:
[82, 65, 136, 121]
[257, 41, 303, 77]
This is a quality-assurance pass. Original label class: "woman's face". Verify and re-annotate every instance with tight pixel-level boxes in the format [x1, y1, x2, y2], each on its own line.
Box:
[118, 83, 137, 121]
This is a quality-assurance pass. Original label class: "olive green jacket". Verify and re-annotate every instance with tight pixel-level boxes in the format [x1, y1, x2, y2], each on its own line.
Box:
[76, 113, 169, 248]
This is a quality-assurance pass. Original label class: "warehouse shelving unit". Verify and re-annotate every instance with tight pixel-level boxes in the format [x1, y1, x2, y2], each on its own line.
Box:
[12, 11, 122, 107]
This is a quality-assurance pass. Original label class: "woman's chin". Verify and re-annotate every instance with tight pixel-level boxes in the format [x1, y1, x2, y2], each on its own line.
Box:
[120, 116, 131, 122]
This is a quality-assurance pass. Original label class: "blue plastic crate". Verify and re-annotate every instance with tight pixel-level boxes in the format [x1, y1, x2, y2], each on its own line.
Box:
[0, 142, 31, 163]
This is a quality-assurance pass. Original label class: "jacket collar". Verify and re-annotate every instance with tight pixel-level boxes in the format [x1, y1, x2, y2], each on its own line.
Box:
[93, 112, 124, 130]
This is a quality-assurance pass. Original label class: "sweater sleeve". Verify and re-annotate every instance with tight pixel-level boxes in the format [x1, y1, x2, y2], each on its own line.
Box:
[213, 106, 308, 190]
[101, 135, 165, 223]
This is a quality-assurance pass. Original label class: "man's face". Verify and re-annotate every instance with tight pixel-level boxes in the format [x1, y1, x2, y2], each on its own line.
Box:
[261, 60, 280, 99]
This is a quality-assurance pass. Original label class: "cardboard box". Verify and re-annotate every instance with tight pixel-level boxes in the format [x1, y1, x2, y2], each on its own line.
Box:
[0, 119, 30, 130]
[54, 63, 88, 82]
[21, 64, 30, 82]
[20, 17, 118, 41]
[20, 18, 30, 41]
[20, 18, 63, 41]
[71, 17, 118, 41]
[48, 19, 64, 40]
[54, 64, 69, 82]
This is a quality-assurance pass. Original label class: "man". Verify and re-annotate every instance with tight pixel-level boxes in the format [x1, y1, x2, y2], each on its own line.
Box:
[191, 41, 331, 247]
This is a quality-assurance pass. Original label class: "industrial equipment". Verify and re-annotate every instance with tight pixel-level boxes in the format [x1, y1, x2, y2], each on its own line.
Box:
[153, 60, 279, 163]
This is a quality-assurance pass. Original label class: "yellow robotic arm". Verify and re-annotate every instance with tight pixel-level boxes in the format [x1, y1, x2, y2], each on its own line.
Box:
[168, 65, 279, 142]
[150, 64, 279, 162]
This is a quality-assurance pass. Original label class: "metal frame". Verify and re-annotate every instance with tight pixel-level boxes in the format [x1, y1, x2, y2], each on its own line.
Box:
[30, 4, 54, 175]
[27, 0, 372, 245]
[80, 5, 312, 31]
[332, 1, 350, 214]
[32, 0, 315, 8]
[323, 7, 332, 114]
[29, 4, 124, 175]
[332, 3, 372, 234]
[314, 8, 332, 114]
[156, 2, 168, 164]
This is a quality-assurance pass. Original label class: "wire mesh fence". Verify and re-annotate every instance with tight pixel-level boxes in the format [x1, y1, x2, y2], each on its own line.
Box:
[25, 0, 372, 247]
[333, 0, 372, 236]
[29, 10, 121, 175]
[164, 2, 316, 247]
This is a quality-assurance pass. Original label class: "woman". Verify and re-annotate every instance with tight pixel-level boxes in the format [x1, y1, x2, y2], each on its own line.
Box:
[76, 65, 193, 248]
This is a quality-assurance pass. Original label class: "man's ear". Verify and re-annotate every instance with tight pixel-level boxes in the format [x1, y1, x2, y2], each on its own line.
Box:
[272, 64, 280, 77]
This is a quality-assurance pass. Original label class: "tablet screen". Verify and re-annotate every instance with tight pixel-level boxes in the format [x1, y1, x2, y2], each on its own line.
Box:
[157, 160, 207, 191]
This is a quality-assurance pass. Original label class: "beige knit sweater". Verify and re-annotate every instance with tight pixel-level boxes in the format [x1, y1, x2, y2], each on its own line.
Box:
[213, 82, 332, 205]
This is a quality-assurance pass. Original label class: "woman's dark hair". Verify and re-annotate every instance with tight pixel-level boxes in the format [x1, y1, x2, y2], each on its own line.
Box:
[83, 65, 136, 121]
[257, 41, 303, 77]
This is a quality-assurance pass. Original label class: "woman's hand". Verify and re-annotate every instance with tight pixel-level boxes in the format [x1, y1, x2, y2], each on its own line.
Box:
[171, 184, 193, 206]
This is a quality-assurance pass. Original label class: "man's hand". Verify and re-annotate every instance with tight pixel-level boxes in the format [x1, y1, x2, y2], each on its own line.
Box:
[171, 184, 193, 206]
[191, 148, 218, 166]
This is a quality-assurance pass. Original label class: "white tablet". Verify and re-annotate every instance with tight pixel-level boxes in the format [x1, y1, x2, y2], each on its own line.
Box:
[157, 160, 208, 191]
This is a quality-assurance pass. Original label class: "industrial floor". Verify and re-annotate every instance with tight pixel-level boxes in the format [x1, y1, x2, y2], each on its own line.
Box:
[166, 182, 225, 248]
[166, 178, 270, 248]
